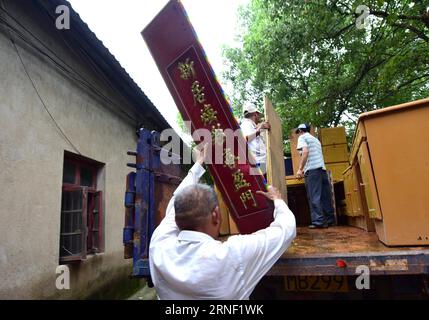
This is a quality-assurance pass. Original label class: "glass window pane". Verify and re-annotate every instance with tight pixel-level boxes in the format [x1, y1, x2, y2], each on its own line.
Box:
[93, 231, 99, 250]
[93, 213, 99, 228]
[60, 190, 83, 258]
[80, 166, 93, 187]
[63, 162, 76, 184]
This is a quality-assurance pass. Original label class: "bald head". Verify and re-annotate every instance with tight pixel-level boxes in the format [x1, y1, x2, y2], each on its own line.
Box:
[174, 184, 219, 231]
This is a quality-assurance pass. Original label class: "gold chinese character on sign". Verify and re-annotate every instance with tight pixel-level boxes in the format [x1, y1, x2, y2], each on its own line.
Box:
[224, 148, 238, 169]
[178, 58, 195, 80]
[240, 190, 257, 210]
[191, 81, 205, 105]
[211, 124, 224, 145]
[232, 169, 251, 191]
[201, 104, 217, 125]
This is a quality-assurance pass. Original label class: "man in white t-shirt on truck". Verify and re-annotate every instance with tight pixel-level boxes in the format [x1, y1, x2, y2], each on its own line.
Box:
[240, 103, 270, 174]
[295, 123, 335, 229]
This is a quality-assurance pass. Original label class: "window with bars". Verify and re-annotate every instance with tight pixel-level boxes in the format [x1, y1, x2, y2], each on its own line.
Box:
[60, 153, 104, 262]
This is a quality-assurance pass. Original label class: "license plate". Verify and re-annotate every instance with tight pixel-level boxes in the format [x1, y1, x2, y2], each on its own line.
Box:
[284, 276, 349, 292]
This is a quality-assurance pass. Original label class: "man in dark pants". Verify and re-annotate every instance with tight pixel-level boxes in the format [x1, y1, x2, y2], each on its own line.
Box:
[295, 124, 335, 228]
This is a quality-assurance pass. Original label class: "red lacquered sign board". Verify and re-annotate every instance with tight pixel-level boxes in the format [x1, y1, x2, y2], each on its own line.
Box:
[142, 0, 273, 234]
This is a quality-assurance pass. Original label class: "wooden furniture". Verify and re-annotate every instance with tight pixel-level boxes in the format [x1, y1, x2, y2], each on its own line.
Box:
[348, 97, 429, 245]
[318, 127, 349, 182]
[342, 164, 375, 231]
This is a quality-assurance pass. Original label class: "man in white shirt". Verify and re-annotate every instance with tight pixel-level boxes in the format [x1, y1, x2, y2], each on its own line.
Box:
[240, 103, 270, 170]
[295, 123, 335, 228]
[149, 146, 296, 300]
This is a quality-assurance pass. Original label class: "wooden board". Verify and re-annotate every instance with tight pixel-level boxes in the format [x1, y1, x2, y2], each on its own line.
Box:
[228, 213, 240, 235]
[214, 185, 231, 235]
[263, 97, 287, 202]
[142, 0, 274, 234]
[214, 184, 239, 235]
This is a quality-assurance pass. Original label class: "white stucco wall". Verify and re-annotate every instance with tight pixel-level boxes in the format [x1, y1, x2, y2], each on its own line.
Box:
[0, 2, 153, 299]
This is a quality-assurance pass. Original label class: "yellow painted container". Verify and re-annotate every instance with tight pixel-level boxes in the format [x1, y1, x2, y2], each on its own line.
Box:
[318, 127, 347, 145]
[352, 97, 429, 245]
[322, 144, 349, 163]
[342, 165, 363, 217]
[326, 162, 348, 182]
[350, 122, 366, 163]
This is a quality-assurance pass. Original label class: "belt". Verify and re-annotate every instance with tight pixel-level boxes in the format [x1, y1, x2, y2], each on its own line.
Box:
[304, 167, 324, 175]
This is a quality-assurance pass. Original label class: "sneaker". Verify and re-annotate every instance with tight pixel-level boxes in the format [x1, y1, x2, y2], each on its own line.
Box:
[308, 224, 328, 229]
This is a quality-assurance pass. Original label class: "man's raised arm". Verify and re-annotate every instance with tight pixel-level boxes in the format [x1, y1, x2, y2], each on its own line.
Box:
[153, 144, 207, 236]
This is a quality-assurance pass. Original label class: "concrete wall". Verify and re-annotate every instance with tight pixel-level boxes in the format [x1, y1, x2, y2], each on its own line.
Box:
[0, 1, 152, 299]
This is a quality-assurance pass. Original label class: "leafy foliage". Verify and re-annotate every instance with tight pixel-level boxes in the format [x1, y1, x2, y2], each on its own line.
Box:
[223, 0, 429, 137]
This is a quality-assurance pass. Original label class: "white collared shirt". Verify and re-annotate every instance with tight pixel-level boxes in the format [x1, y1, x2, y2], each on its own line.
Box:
[149, 162, 296, 300]
[240, 118, 267, 164]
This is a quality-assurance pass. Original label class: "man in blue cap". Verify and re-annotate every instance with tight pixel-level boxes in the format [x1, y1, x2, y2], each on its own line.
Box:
[295, 123, 335, 228]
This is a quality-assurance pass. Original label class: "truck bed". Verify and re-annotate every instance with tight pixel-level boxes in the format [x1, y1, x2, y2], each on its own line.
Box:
[268, 226, 429, 276]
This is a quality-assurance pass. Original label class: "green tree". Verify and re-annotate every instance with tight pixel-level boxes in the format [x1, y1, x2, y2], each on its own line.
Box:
[223, 0, 429, 137]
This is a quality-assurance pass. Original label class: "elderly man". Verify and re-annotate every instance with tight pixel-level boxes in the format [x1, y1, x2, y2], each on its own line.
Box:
[295, 123, 335, 228]
[149, 145, 296, 300]
[240, 103, 270, 169]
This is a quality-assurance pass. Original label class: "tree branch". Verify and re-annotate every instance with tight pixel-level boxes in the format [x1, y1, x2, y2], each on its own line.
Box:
[392, 22, 429, 42]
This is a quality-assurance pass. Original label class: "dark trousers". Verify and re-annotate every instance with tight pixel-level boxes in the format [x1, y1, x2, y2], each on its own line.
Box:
[304, 168, 335, 226]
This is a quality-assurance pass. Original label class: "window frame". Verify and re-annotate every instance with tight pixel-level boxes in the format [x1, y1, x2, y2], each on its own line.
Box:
[86, 190, 104, 254]
[60, 154, 104, 263]
[60, 186, 88, 262]
[62, 156, 98, 191]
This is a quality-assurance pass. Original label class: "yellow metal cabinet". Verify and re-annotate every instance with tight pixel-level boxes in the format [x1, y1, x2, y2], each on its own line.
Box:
[326, 162, 349, 182]
[350, 164, 364, 217]
[318, 127, 347, 145]
[343, 165, 363, 217]
[355, 97, 429, 245]
[350, 122, 367, 163]
[342, 166, 354, 216]
[322, 144, 349, 163]
[342, 164, 375, 231]
[357, 141, 382, 220]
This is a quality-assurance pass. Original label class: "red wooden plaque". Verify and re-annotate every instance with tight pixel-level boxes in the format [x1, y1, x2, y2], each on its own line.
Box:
[142, 0, 274, 234]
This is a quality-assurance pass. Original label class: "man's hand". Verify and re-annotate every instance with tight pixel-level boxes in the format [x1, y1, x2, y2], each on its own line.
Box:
[257, 185, 282, 201]
[193, 142, 210, 165]
[257, 121, 271, 132]
[296, 169, 304, 179]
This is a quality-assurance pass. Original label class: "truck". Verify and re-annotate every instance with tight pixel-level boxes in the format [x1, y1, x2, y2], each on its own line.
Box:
[123, 119, 429, 299]
[123, 1, 429, 299]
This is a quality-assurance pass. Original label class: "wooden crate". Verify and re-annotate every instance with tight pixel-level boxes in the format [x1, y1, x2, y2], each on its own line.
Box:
[322, 144, 349, 163]
[354, 98, 429, 245]
[342, 164, 375, 232]
[318, 127, 347, 145]
[325, 162, 349, 182]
